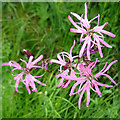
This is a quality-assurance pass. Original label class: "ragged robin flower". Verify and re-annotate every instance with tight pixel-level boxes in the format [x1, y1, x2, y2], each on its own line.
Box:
[24, 49, 48, 71]
[2, 55, 46, 94]
[68, 3, 115, 60]
[69, 59, 117, 109]
[50, 40, 81, 88]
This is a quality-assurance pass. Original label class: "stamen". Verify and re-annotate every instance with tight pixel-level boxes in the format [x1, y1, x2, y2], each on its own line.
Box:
[24, 68, 29, 74]
[63, 62, 72, 70]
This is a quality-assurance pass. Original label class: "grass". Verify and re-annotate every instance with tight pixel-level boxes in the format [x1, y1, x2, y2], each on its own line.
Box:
[2, 2, 120, 118]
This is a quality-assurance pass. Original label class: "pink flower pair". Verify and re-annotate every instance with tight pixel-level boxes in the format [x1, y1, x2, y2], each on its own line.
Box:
[50, 41, 117, 108]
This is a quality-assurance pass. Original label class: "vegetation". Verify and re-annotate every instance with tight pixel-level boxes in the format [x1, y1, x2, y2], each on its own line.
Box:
[2, 2, 119, 118]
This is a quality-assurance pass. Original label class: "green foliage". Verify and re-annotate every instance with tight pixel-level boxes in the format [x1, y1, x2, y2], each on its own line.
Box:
[2, 2, 119, 118]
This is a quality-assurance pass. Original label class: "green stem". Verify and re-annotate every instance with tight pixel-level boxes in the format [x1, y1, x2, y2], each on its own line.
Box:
[75, 57, 80, 71]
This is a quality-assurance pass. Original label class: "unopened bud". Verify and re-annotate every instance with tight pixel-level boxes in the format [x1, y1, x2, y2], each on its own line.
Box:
[23, 49, 32, 58]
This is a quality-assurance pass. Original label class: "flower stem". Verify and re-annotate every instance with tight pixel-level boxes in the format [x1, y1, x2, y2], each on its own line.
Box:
[75, 57, 80, 71]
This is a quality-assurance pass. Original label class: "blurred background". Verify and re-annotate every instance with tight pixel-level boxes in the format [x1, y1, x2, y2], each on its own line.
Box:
[2, 2, 120, 118]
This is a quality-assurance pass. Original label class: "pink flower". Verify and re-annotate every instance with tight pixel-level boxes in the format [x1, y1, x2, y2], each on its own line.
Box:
[50, 40, 77, 71]
[56, 68, 81, 88]
[50, 40, 79, 88]
[2, 55, 46, 94]
[68, 3, 115, 60]
[69, 59, 117, 109]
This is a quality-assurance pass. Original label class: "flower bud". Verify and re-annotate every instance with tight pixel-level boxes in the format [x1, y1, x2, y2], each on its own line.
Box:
[23, 49, 33, 59]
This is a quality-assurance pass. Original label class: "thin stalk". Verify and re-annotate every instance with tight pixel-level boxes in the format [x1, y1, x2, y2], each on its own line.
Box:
[75, 57, 81, 71]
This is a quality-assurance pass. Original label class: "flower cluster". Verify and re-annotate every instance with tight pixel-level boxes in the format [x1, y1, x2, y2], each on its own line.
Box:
[2, 3, 117, 109]
[51, 40, 117, 108]
[50, 3, 117, 108]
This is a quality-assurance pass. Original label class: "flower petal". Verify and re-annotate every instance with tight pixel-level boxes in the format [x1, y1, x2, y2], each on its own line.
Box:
[100, 73, 117, 85]
[98, 37, 112, 48]
[93, 22, 108, 32]
[85, 2, 87, 20]
[20, 59, 27, 66]
[78, 87, 86, 109]
[89, 14, 100, 24]
[14, 72, 24, 92]
[93, 83, 101, 97]
[95, 62, 108, 76]
[29, 74, 46, 86]
[87, 37, 91, 60]
[103, 60, 118, 73]
[9, 61, 22, 69]
[70, 28, 82, 33]
[94, 80, 113, 88]
[34, 75, 44, 78]
[2, 63, 9, 66]
[68, 15, 86, 34]
[86, 86, 90, 107]
[70, 81, 80, 96]
[50, 59, 65, 66]
[101, 30, 115, 37]
[79, 38, 87, 58]
[93, 34, 103, 58]
[57, 78, 64, 87]
[70, 12, 82, 21]
[90, 58, 99, 70]
[32, 55, 43, 66]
